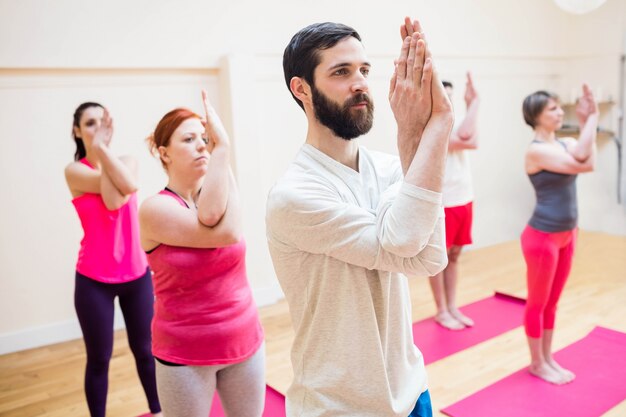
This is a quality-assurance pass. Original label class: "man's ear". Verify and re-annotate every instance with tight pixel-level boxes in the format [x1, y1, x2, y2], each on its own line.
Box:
[290, 76, 312, 106]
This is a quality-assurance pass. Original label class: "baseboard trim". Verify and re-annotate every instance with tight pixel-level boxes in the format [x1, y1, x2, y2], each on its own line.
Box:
[253, 284, 285, 307]
[0, 305, 126, 355]
[1, 286, 284, 355]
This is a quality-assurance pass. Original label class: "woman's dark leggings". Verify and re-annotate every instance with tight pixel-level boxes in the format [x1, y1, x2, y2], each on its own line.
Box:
[74, 269, 161, 416]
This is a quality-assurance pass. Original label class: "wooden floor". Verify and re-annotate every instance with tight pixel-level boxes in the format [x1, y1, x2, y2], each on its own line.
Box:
[1, 230, 625, 417]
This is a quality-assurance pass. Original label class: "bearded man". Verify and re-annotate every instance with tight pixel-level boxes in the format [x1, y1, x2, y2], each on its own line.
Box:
[266, 19, 453, 417]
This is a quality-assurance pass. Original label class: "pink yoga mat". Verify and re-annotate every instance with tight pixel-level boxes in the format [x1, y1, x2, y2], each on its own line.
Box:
[441, 326, 626, 417]
[138, 384, 285, 417]
[414, 292, 525, 364]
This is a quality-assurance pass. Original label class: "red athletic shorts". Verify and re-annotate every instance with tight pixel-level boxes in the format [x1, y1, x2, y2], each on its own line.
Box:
[444, 202, 473, 249]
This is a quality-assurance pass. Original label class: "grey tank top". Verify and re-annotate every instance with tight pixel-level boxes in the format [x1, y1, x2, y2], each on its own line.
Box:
[527, 141, 578, 232]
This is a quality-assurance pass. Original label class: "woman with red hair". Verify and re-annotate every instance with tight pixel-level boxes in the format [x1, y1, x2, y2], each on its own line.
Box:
[140, 91, 265, 416]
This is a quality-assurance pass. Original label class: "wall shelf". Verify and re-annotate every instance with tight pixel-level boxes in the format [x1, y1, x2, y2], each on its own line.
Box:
[559, 96, 623, 204]
[556, 126, 616, 138]
[557, 100, 618, 140]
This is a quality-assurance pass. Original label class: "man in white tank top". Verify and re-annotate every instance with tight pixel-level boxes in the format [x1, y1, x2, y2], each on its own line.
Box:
[429, 73, 480, 330]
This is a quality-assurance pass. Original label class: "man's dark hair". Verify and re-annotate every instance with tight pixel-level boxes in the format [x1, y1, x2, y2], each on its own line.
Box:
[283, 22, 361, 110]
[442, 81, 453, 89]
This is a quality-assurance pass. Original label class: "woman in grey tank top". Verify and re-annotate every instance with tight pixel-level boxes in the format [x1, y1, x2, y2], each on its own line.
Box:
[520, 85, 598, 385]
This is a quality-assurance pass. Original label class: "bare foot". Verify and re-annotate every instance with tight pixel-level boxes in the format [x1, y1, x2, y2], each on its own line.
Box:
[435, 311, 465, 330]
[546, 358, 576, 383]
[528, 362, 569, 385]
[449, 308, 474, 327]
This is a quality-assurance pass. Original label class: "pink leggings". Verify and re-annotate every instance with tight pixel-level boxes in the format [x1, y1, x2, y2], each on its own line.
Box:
[521, 225, 577, 338]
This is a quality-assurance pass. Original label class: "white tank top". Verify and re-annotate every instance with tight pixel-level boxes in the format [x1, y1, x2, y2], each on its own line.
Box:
[443, 149, 473, 207]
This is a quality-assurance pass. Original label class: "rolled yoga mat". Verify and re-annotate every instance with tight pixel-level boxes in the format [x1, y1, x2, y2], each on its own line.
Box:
[441, 326, 626, 417]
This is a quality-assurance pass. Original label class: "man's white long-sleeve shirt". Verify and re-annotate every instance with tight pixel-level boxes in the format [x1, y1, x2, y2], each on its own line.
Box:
[266, 144, 447, 417]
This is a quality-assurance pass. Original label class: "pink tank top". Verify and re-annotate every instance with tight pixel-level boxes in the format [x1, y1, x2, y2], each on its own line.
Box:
[147, 189, 264, 365]
[72, 158, 148, 283]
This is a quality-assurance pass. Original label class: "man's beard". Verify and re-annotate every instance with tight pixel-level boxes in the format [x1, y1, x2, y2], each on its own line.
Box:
[311, 85, 374, 140]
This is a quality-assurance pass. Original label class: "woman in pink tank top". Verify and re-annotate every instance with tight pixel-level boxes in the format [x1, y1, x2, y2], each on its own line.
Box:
[140, 91, 265, 417]
[64, 103, 161, 417]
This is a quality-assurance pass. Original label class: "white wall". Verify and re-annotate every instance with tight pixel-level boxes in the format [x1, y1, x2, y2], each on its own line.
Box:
[0, 68, 223, 352]
[1, 0, 625, 354]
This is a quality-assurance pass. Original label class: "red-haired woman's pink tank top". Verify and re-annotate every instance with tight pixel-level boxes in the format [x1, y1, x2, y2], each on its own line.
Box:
[72, 158, 148, 283]
[147, 189, 264, 365]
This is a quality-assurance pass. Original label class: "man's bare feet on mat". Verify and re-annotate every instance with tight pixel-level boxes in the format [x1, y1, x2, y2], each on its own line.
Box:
[449, 308, 474, 327]
[435, 311, 465, 330]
